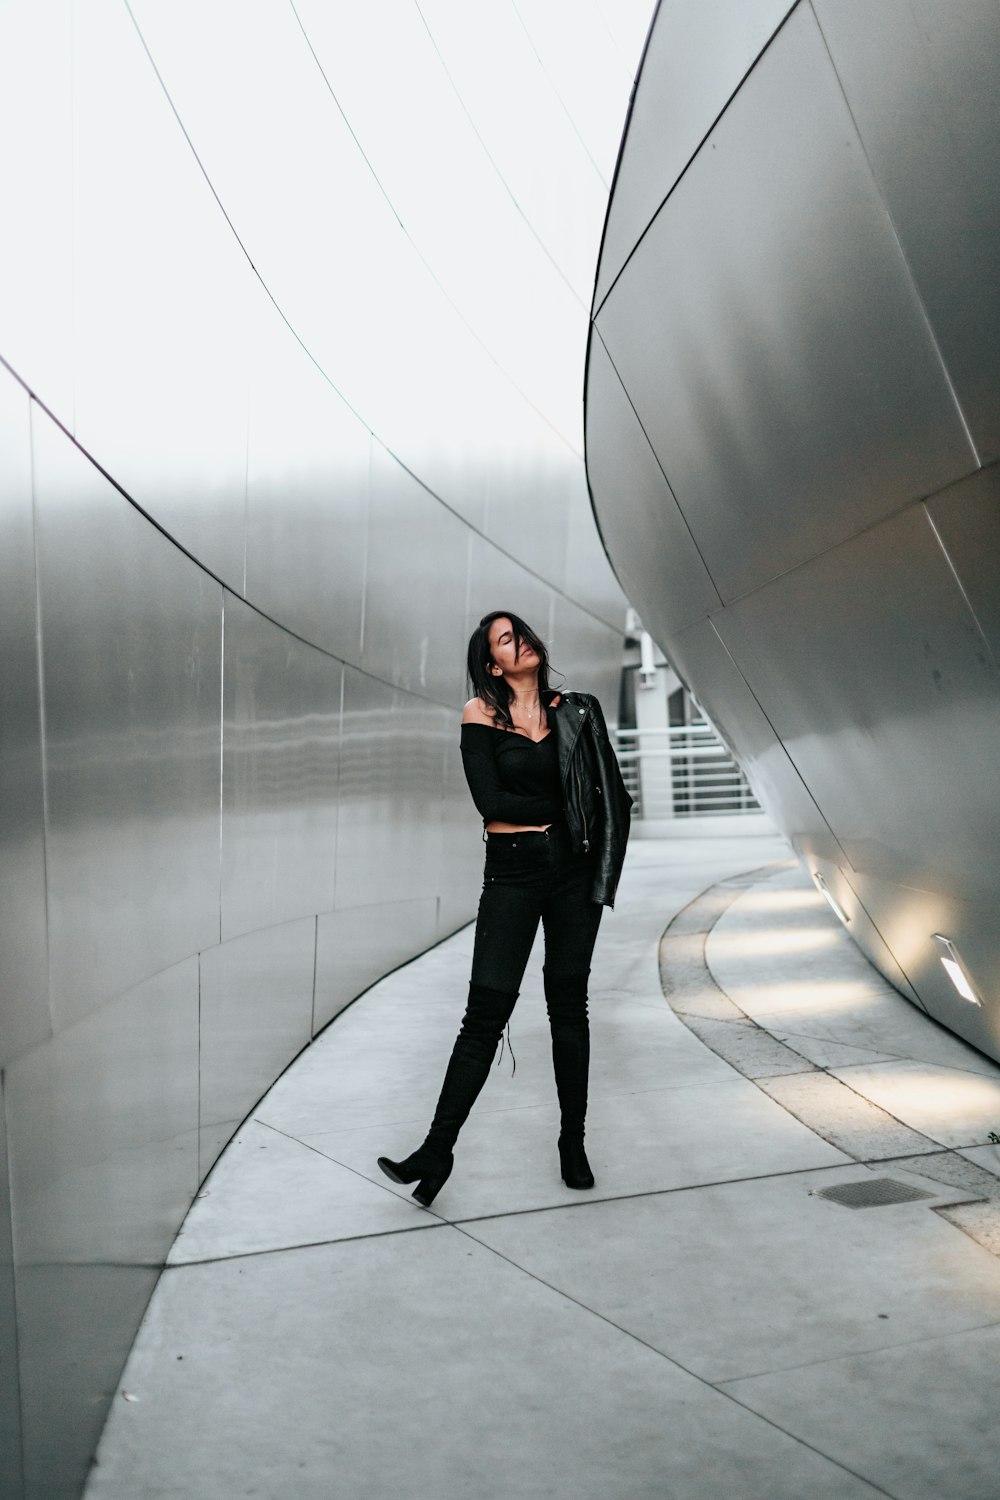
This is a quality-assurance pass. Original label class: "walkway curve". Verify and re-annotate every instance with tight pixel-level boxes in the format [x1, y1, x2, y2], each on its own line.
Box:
[84, 836, 1000, 1500]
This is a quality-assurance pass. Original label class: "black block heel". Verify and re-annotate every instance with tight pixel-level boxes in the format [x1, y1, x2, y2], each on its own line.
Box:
[377, 1148, 453, 1207]
[412, 1166, 451, 1208]
[558, 1135, 595, 1190]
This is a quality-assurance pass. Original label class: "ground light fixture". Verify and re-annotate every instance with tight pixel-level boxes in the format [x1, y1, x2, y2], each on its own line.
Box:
[931, 933, 982, 1005]
[813, 871, 849, 924]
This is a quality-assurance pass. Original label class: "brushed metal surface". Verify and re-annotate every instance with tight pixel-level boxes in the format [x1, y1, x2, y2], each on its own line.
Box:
[293, 0, 592, 445]
[594, 0, 794, 309]
[596, 1, 976, 603]
[198, 919, 316, 1179]
[32, 411, 222, 1027]
[813, 0, 1000, 463]
[0, 1078, 23, 1500]
[414, 0, 609, 304]
[0, 0, 73, 421]
[437, 726, 487, 942]
[800, 854, 922, 1009]
[713, 504, 1000, 904]
[564, 467, 630, 633]
[72, 0, 250, 586]
[483, 433, 572, 597]
[0, 381, 49, 1068]
[362, 443, 470, 705]
[19, 1262, 158, 1500]
[245, 307, 369, 660]
[334, 671, 447, 912]
[6, 956, 199, 1500]
[585, 330, 721, 635]
[549, 595, 623, 717]
[510, 0, 651, 187]
[666, 616, 848, 868]
[314, 899, 440, 1034]
[925, 463, 1000, 667]
[126, 0, 492, 526]
[466, 533, 554, 654]
[221, 596, 341, 943]
[842, 867, 1000, 1063]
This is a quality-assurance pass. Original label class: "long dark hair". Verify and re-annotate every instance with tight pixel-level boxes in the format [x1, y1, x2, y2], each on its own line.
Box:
[467, 610, 561, 730]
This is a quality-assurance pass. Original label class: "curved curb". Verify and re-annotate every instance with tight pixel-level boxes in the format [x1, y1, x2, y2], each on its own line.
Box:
[658, 863, 1000, 1257]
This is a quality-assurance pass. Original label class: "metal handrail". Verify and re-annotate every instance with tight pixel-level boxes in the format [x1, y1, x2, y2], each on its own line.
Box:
[615, 722, 759, 818]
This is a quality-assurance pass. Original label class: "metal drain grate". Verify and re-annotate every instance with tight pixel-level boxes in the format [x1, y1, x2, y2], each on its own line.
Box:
[813, 1178, 935, 1209]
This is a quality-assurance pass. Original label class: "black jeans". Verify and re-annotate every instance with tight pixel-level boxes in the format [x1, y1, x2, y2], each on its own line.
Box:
[470, 820, 603, 994]
[421, 820, 603, 1159]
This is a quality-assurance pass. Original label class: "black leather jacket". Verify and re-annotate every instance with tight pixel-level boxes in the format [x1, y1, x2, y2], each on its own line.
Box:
[551, 692, 633, 909]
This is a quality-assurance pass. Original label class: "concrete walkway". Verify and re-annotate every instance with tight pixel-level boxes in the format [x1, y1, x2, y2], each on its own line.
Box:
[84, 836, 1000, 1499]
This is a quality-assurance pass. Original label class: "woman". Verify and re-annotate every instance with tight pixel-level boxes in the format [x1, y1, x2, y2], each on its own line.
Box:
[377, 610, 633, 1207]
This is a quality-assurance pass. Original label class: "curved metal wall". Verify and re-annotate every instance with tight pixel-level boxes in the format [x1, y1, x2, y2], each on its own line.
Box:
[586, 2, 1000, 1060]
[0, 3, 652, 1494]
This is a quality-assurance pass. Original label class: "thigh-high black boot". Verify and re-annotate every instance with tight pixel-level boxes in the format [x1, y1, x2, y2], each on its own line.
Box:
[544, 966, 594, 1189]
[378, 982, 518, 1206]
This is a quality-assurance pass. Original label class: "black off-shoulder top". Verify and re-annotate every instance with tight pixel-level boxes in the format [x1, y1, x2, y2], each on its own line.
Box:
[460, 708, 563, 826]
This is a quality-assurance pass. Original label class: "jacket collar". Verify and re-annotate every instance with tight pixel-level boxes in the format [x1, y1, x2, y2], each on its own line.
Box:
[552, 691, 590, 766]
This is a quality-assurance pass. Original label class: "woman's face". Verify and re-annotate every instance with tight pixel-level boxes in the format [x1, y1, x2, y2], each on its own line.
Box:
[488, 617, 538, 679]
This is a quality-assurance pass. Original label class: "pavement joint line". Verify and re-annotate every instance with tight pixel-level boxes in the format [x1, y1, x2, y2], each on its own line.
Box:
[659, 865, 1000, 1255]
[448, 1218, 899, 1500]
[163, 1217, 449, 1270]
[162, 1155, 921, 1272]
[714, 1310, 1000, 1390]
[436, 1159, 914, 1228]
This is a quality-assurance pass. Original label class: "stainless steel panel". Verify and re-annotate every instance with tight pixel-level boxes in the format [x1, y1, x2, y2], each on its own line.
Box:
[0, 1078, 24, 1500]
[585, 331, 721, 635]
[564, 468, 631, 633]
[466, 534, 554, 656]
[842, 868, 1000, 1063]
[198, 918, 316, 1178]
[925, 463, 1000, 666]
[804, 855, 921, 1010]
[511, 0, 652, 186]
[0, 0, 73, 420]
[596, 1, 976, 603]
[32, 410, 222, 1027]
[713, 503, 1000, 903]
[402, 0, 607, 303]
[72, 0, 250, 586]
[314, 898, 440, 1034]
[483, 434, 572, 597]
[245, 308, 368, 659]
[437, 724, 487, 942]
[407, 0, 605, 298]
[362, 443, 471, 706]
[294, 0, 595, 439]
[0, 381, 49, 1068]
[221, 597, 341, 943]
[594, 0, 794, 308]
[20, 1271, 157, 1500]
[666, 616, 848, 866]
[126, 0, 504, 523]
[6, 956, 199, 1500]
[813, 0, 1000, 462]
[549, 596, 623, 720]
[334, 672, 447, 911]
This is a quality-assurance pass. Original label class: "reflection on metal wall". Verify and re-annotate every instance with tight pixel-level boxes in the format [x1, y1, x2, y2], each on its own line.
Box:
[587, 3, 1000, 1061]
[0, 2, 651, 1494]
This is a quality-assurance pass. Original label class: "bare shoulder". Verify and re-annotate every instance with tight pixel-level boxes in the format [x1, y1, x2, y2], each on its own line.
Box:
[461, 696, 496, 727]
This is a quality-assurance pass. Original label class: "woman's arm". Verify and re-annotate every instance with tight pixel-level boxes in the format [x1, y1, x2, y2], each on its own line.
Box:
[460, 725, 562, 825]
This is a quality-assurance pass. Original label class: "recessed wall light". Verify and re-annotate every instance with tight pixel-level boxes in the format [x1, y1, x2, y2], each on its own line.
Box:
[931, 934, 981, 1006]
[813, 872, 849, 924]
